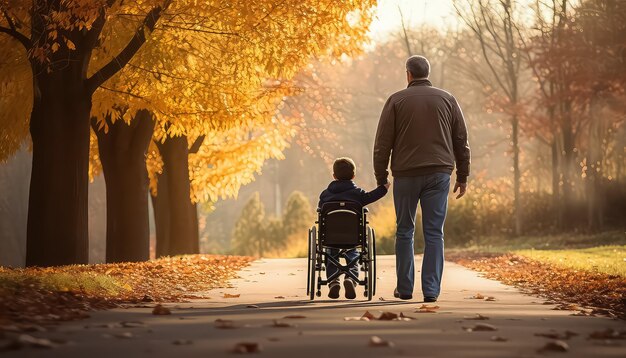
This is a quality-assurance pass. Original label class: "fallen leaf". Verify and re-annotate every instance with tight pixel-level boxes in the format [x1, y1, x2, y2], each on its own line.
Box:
[246, 305, 259, 308]
[463, 323, 497, 332]
[274, 296, 285, 299]
[490, 336, 508, 342]
[378, 297, 386, 301]
[233, 342, 261, 354]
[271, 320, 296, 328]
[214, 319, 236, 329]
[398, 312, 417, 320]
[588, 328, 626, 340]
[223, 293, 240, 299]
[464, 314, 489, 320]
[13, 334, 56, 349]
[538, 340, 569, 352]
[471, 293, 485, 299]
[553, 303, 581, 311]
[362, 311, 376, 320]
[378, 312, 399, 320]
[369, 336, 394, 347]
[172, 339, 192, 345]
[534, 330, 578, 340]
[485, 297, 496, 301]
[152, 304, 171, 315]
[121, 321, 145, 328]
[113, 332, 134, 339]
[283, 315, 306, 319]
[416, 304, 439, 313]
[344, 316, 370, 321]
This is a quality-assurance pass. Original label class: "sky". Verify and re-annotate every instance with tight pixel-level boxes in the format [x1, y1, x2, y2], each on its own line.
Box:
[368, 0, 458, 41]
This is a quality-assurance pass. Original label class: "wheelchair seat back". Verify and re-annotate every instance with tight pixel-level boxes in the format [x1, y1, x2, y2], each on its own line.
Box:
[319, 201, 365, 249]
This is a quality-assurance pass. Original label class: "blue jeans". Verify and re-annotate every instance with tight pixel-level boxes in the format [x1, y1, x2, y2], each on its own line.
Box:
[326, 248, 359, 281]
[393, 173, 450, 298]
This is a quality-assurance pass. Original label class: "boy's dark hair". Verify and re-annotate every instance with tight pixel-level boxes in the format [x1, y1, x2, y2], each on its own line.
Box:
[333, 157, 356, 180]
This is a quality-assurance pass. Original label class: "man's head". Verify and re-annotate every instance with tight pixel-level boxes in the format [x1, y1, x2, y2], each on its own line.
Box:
[333, 157, 356, 180]
[405, 55, 430, 83]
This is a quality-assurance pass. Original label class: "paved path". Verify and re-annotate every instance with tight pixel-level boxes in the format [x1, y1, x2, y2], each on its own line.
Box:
[4, 256, 625, 357]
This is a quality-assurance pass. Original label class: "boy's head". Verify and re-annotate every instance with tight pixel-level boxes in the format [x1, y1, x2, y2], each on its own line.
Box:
[333, 157, 356, 180]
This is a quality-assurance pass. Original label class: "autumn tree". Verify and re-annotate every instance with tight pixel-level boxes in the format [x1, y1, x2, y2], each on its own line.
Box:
[1, 0, 375, 265]
[0, 0, 171, 266]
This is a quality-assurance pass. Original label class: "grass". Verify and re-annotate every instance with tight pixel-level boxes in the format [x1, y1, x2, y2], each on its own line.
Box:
[515, 245, 626, 277]
[451, 230, 626, 252]
[0, 269, 126, 296]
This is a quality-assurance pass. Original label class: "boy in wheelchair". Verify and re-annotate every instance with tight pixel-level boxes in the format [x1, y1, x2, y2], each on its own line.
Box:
[317, 157, 389, 299]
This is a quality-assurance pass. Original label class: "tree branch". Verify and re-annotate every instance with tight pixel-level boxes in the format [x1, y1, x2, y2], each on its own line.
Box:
[0, 25, 30, 50]
[86, 1, 170, 94]
[189, 135, 206, 154]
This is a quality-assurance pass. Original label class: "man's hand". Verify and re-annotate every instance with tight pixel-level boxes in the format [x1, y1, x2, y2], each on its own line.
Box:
[384, 182, 391, 190]
[453, 181, 467, 199]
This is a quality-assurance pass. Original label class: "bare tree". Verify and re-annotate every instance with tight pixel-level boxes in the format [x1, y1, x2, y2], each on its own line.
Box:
[454, 0, 524, 236]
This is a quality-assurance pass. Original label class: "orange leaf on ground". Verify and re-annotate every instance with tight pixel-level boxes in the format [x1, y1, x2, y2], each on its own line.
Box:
[223, 293, 240, 299]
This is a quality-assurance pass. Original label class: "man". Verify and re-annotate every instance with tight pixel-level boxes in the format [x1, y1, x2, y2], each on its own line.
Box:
[373, 55, 470, 302]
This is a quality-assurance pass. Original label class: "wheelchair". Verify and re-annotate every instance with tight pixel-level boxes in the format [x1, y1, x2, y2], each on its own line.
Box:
[306, 201, 377, 301]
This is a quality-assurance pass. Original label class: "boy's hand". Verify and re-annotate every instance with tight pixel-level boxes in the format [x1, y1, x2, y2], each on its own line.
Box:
[453, 181, 467, 199]
[384, 182, 391, 190]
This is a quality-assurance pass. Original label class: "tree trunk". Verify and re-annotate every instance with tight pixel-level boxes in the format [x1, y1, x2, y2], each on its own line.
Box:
[152, 170, 171, 257]
[551, 138, 561, 228]
[153, 136, 199, 256]
[560, 108, 575, 228]
[94, 110, 155, 262]
[26, 75, 91, 266]
[512, 113, 521, 236]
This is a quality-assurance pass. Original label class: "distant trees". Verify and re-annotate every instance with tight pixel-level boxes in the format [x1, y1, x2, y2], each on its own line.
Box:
[231, 191, 312, 257]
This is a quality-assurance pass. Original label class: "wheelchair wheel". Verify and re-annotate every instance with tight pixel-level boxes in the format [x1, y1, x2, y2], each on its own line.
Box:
[372, 228, 377, 297]
[309, 226, 317, 300]
[366, 226, 374, 301]
[306, 228, 311, 296]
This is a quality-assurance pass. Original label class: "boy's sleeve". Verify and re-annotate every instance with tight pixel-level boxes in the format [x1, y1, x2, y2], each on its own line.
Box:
[359, 185, 388, 206]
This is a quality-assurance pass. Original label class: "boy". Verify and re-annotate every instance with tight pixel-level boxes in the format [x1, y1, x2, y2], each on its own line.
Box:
[318, 157, 390, 299]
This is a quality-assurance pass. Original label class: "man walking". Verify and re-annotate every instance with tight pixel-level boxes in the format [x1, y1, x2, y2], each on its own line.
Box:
[373, 55, 471, 302]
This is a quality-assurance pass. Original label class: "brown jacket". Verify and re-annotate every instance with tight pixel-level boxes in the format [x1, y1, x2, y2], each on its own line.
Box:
[373, 79, 470, 185]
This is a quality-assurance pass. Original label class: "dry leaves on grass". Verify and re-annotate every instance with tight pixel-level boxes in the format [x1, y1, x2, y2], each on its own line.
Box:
[447, 252, 626, 319]
[223, 293, 241, 299]
[0, 255, 252, 329]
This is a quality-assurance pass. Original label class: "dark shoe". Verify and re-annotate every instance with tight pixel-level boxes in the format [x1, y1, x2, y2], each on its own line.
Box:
[393, 287, 413, 300]
[423, 296, 438, 302]
[328, 280, 340, 299]
[344, 278, 357, 299]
